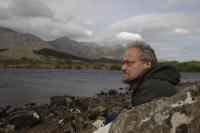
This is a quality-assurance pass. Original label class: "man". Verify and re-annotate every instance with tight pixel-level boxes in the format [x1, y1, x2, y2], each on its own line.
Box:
[122, 42, 181, 106]
[93, 42, 180, 133]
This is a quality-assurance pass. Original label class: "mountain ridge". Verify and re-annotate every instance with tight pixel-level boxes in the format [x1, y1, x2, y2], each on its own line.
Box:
[0, 26, 123, 62]
[48, 36, 125, 60]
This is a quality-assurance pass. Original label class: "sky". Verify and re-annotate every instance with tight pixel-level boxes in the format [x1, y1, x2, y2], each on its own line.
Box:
[0, 0, 199, 61]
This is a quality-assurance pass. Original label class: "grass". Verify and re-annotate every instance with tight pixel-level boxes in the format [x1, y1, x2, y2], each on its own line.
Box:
[163, 61, 200, 72]
[1, 58, 200, 72]
[0, 58, 119, 70]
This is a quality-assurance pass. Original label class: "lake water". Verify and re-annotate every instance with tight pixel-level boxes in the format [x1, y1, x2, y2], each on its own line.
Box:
[0, 68, 200, 107]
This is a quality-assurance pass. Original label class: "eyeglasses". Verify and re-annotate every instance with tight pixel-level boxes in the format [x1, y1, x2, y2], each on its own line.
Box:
[122, 60, 139, 66]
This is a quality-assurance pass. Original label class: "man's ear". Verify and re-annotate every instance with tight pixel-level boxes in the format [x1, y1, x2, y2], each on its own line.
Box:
[144, 61, 152, 69]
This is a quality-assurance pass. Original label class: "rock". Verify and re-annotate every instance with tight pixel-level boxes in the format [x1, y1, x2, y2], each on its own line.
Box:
[108, 89, 118, 95]
[98, 91, 107, 96]
[69, 97, 89, 112]
[108, 81, 200, 133]
[25, 103, 36, 108]
[0, 125, 15, 133]
[0, 107, 6, 119]
[70, 108, 81, 113]
[92, 120, 104, 129]
[88, 111, 102, 120]
[5, 106, 16, 115]
[50, 96, 89, 112]
[45, 113, 55, 119]
[7, 110, 40, 129]
[1, 81, 199, 133]
[97, 89, 120, 96]
[118, 88, 123, 90]
[0, 106, 12, 118]
[93, 122, 112, 133]
[50, 96, 72, 107]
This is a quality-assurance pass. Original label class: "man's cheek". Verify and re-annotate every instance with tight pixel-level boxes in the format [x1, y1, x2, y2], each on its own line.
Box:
[123, 73, 130, 79]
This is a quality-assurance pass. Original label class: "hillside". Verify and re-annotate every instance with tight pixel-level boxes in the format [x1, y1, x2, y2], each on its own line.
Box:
[0, 27, 51, 60]
[48, 37, 125, 60]
[0, 27, 124, 61]
[0, 27, 199, 71]
[34, 48, 121, 64]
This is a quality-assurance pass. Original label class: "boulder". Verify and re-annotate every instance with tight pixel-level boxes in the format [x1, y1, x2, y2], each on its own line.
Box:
[50, 96, 89, 112]
[108, 89, 118, 96]
[108, 81, 200, 133]
[0, 125, 15, 133]
[50, 96, 72, 107]
[6, 110, 40, 129]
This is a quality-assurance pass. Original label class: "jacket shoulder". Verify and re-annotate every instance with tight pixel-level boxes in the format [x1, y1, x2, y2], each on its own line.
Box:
[132, 79, 176, 106]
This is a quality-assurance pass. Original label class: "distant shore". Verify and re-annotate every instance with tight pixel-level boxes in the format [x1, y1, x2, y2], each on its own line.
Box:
[0, 58, 200, 72]
[0, 58, 121, 70]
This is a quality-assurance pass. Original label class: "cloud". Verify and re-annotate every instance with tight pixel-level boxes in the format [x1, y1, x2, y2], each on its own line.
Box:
[106, 12, 200, 61]
[0, 6, 10, 20]
[174, 28, 190, 35]
[0, 0, 11, 8]
[109, 13, 200, 42]
[150, 0, 200, 7]
[9, 0, 54, 18]
[84, 20, 94, 25]
[116, 32, 142, 41]
[4, 18, 93, 41]
[85, 30, 93, 37]
[155, 42, 200, 61]
[0, 0, 94, 41]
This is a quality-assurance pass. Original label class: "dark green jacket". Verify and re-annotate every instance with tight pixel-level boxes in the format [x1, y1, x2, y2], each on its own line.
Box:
[131, 63, 181, 106]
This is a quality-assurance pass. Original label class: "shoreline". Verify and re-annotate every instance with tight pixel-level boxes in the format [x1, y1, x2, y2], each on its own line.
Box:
[1, 67, 200, 73]
[0, 88, 132, 133]
[0, 81, 199, 132]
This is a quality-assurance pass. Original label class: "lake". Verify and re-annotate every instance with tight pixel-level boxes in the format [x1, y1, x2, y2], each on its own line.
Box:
[0, 68, 200, 107]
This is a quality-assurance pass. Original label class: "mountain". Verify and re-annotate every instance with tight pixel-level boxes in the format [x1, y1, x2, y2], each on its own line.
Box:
[0, 27, 50, 49]
[0, 27, 125, 62]
[33, 48, 90, 62]
[33, 48, 120, 64]
[0, 27, 16, 34]
[0, 27, 51, 59]
[48, 37, 125, 60]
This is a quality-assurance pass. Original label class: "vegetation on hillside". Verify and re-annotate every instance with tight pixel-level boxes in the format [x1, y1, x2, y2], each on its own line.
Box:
[0, 58, 120, 70]
[0, 57, 200, 72]
[33, 48, 90, 62]
[162, 61, 200, 72]
[0, 48, 199, 72]
[0, 48, 121, 70]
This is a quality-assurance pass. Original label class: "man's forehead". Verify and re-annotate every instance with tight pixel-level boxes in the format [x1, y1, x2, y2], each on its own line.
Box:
[123, 48, 140, 58]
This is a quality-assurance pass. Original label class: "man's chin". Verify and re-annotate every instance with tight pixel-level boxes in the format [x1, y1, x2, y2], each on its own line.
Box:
[122, 78, 132, 84]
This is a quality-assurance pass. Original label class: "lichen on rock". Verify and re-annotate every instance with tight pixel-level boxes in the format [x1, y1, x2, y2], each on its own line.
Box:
[108, 81, 200, 133]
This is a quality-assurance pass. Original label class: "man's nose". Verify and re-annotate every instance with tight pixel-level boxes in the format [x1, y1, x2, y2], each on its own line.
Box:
[121, 64, 127, 71]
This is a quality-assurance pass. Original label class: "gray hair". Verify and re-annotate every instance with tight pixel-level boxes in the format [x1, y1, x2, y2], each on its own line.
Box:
[127, 41, 158, 66]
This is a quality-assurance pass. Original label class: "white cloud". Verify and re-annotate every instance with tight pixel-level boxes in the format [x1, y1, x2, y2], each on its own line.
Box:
[116, 32, 142, 41]
[85, 20, 94, 25]
[85, 30, 93, 37]
[109, 13, 200, 42]
[175, 28, 190, 35]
